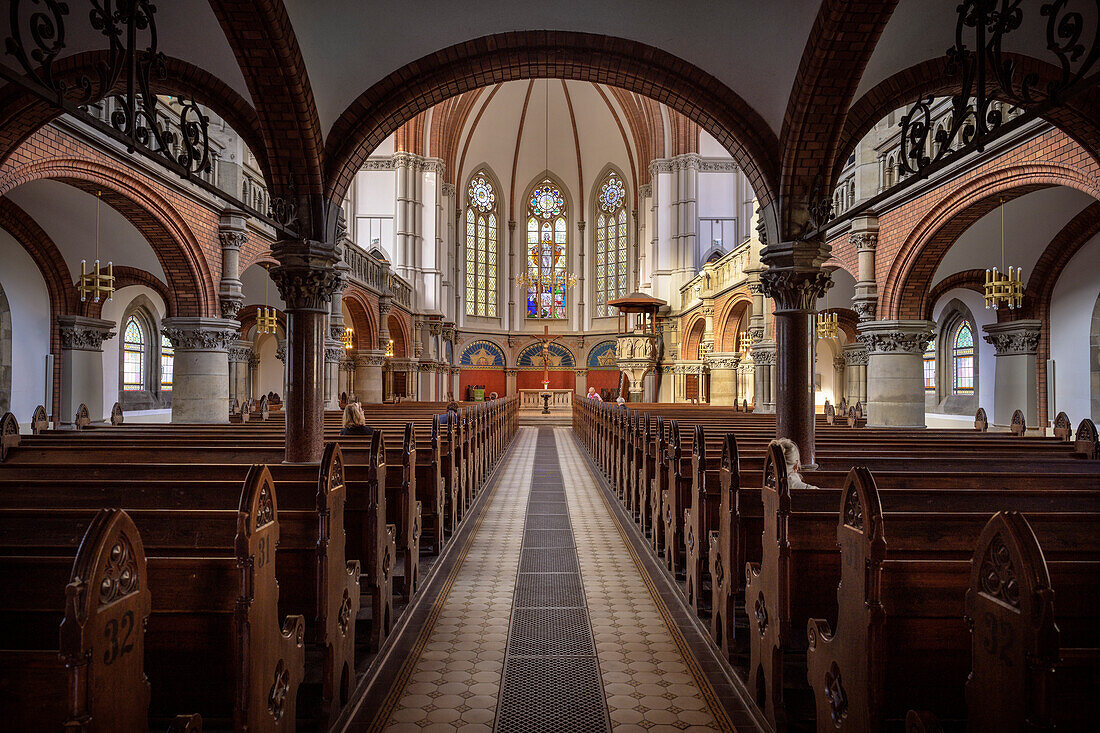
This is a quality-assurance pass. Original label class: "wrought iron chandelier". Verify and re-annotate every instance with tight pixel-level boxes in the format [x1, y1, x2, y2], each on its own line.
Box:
[341, 327, 354, 349]
[78, 191, 115, 303]
[256, 267, 278, 335]
[985, 198, 1023, 310]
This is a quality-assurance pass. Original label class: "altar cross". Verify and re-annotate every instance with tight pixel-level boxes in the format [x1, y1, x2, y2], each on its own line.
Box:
[533, 325, 564, 389]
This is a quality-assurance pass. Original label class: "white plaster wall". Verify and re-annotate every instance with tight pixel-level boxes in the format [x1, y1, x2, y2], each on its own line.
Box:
[699, 131, 728, 158]
[354, 168, 397, 259]
[0, 228, 51, 424]
[931, 287, 996, 419]
[99, 285, 167, 418]
[254, 332, 283, 397]
[240, 263, 285, 310]
[6, 181, 167, 283]
[1050, 232, 1100, 424]
[815, 337, 840, 407]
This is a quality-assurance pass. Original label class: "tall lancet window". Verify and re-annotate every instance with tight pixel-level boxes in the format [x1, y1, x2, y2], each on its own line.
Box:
[952, 322, 975, 395]
[122, 316, 146, 391]
[465, 171, 498, 317]
[526, 179, 568, 319]
[595, 172, 628, 317]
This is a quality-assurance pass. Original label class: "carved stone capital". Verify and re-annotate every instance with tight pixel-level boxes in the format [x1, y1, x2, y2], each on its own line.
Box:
[849, 232, 878, 251]
[218, 229, 248, 252]
[270, 239, 342, 312]
[852, 295, 877, 323]
[275, 343, 287, 363]
[750, 342, 776, 365]
[748, 325, 765, 343]
[325, 344, 345, 363]
[857, 320, 934, 355]
[161, 317, 240, 352]
[505, 369, 519, 377]
[57, 315, 115, 351]
[228, 342, 254, 364]
[843, 345, 869, 366]
[748, 282, 764, 296]
[441, 182, 456, 198]
[428, 321, 443, 336]
[706, 352, 742, 370]
[759, 267, 831, 312]
[833, 355, 847, 372]
[358, 350, 386, 368]
[982, 320, 1041, 356]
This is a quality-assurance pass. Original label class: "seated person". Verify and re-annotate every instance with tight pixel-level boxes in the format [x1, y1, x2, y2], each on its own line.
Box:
[340, 402, 372, 436]
[439, 401, 460, 425]
[586, 386, 603, 401]
[774, 437, 819, 490]
[615, 396, 627, 407]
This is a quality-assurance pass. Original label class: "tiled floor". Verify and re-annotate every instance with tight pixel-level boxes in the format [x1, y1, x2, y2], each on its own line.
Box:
[377, 427, 730, 732]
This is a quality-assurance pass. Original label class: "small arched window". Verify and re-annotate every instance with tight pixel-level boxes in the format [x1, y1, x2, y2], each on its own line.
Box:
[465, 171, 498, 317]
[924, 342, 936, 392]
[160, 334, 174, 390]
[122, 316, 146, 391]
[595, 171, 628, 317]
[952, 322, 975, 395]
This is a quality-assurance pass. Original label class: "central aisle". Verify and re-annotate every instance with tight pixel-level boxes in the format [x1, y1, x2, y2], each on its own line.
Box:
[376, 427, 725, 732]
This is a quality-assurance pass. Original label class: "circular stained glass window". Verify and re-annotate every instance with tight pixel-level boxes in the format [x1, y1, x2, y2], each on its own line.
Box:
[599, 175, 625, 212]
[530, 182, 564, 218]
[468, 174, 495, 212]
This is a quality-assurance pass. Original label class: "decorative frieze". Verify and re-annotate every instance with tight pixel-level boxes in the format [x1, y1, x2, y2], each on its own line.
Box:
[843, 347, 869, 366]
[161, 317, 240, 352]
[982, 320, 1041, 355]
[58, 315, 115, 351]
[857, 320, 934, 354]
[707, 353, 741, 370]
[358, 350, 386, 368]
[639, 183, 652, 198]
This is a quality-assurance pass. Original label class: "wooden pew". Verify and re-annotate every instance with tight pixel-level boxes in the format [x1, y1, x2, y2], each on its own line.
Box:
[0, 465, 305, 731]
[0, 508, 200, 731]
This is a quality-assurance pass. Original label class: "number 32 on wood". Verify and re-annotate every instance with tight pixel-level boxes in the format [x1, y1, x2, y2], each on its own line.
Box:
[103, 609, 136, 665]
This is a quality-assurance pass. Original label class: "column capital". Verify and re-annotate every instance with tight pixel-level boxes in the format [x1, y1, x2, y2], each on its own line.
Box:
[324, 343, 345, 364]
[982, 319, 1041, 356]
[750, 342, 776, 365]
[852, 295, 877, 322]
[58, 315, 115, 351]
[849, 231, 878, 251]
[357, 349, 386, 367]
[843, 344, 869, 366]
[270, 239, 342, 312]
[706, 352, 742, 370]
[162, 317, 240, 352]
[227, 340, 254, 364]
[275, 342, 287, 363]
[857, 319, 934, 354]
[759, 266, 831, 312]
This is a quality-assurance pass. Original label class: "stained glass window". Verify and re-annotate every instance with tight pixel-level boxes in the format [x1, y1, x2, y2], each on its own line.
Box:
[526, 179, 568, 319]
[595, 173, 628, 317]
[923, 343, 935, 391]
[122, 316, 145, 391]
[465, 172, 498, 317]
[161, 334, 174, 390]
[952, 323, 974, 395]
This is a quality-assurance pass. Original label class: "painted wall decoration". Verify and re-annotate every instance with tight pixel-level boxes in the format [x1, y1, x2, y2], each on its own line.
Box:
[459, 339, 506, 367]
[516, 341, 576, 368]
[587, 340, 619, 369]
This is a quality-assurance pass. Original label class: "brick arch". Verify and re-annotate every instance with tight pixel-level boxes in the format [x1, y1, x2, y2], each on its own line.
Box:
[716, 297, 751, 352]
[323, 31, 780, 211]
[924, 269, 988, 321]
[341, 291, 378, 351]
[0, 52, 270, 180]
[682, 316, 707, 360]
[882, 164, 1100, 320]
[836, 54, 1100, 177]
[83, 267, 176, 320]
[777, 0, 898, 239]
[0, 158, 217, 318]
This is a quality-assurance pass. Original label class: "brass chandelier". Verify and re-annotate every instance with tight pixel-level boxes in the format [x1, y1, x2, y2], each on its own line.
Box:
[816, 285, 838, 339]
[78, 191, 115, 303]
[341, 327, 354, 349]
[257, 266, 279, 334]
[984, 198, 1023, 311]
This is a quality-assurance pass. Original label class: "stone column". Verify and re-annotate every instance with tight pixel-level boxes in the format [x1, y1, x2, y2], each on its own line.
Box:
[217, 208, 247, 319]
[707, 353, 741, 406]
[576, 220, 587, 331]
[751, 342, 776, 413]
[506, 368, 518, 397]
[325, 241, 351, 411]
[982, 320, 1041, 428]
[248, 352, 260, 400]
[270, 240, 341, 463]
[858, 320, 934, 427]
[832, 355, 846, 404]
[450, 367, 461, 402]
[57, 315, 115, 425]
[850, 218, 879, 323]
[227, 341, 253, 406]
[378, 295, 392, 400]
[161, 317, 239, 423]
[573, 369, 586, 398]
[843, 344, 868, 406]
[324, 344, 343, 411]
[338, 355, 354, 400]
[356, 350, 385, 404]
[760, 240, 830, 466]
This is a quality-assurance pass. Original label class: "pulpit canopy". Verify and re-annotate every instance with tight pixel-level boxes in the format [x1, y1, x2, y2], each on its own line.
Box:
[608, 292, 666, 335]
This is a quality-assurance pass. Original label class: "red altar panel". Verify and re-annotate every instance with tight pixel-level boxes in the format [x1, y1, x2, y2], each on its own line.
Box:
[460, 369, 507, 398]
[585, 369, 621, 394]
[516, 370, 575, 391]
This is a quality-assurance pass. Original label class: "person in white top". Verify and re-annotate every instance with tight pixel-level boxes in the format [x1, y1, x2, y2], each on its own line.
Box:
[587, 387, 603, 401]
[615, 396, 627, 407]
[774, 437, 819, 490]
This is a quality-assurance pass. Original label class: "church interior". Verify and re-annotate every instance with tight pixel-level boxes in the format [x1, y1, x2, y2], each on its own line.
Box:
[1, 1, 1099, 731]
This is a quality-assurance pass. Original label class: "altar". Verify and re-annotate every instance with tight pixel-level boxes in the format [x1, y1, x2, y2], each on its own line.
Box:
[518, 388, 573, 421]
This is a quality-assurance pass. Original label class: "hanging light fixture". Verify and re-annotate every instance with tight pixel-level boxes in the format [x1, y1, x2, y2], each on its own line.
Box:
[385, 338, 395, 358]
[256, 265, 279, 334]
[816, 282, 838, 339]
[78, 191, 115, 303]
[341, 327, 354, 350]
[738, 330, 754, 355]
[985, 198, 1023, 310]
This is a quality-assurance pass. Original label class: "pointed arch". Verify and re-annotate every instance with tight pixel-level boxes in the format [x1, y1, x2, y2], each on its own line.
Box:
[591, 163, 631, 317]
[463, 165, 503, 318]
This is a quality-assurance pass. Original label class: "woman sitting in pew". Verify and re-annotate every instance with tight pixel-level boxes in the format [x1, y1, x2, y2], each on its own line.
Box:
[341, 402, 373, 436]
[439, 401, 459, 425]
[775, 437, 820, 490]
